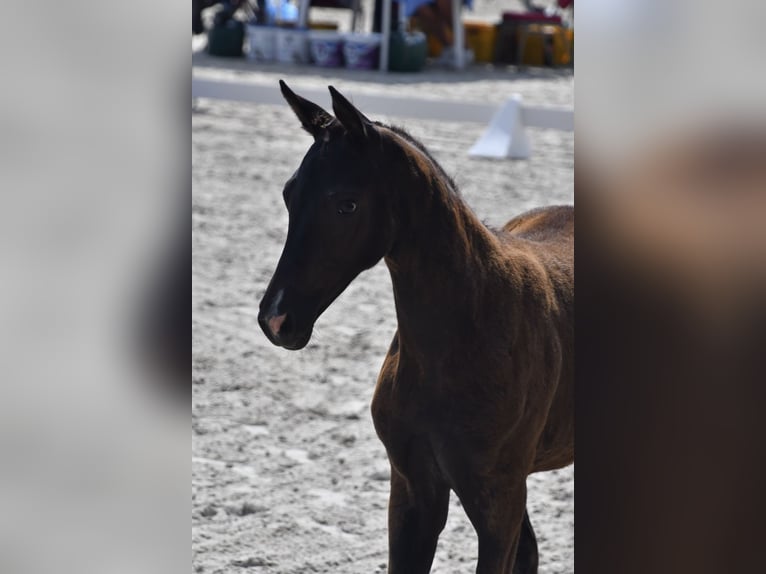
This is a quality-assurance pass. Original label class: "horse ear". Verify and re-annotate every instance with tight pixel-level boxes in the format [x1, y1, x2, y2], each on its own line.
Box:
[328, 86, 373, 140]
[279, 80, 335, 139]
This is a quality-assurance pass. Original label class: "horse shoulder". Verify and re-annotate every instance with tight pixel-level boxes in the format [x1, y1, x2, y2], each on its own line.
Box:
[371, 333, 398, 428]
[371, 332, 413, 459]
[372, 333, 452, 479]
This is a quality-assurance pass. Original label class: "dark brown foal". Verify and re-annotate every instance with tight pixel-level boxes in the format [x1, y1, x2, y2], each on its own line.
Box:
[258, 81, 573, 573]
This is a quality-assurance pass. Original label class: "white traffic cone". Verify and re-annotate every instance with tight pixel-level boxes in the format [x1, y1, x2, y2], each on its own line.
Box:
[468, 95, 531, 159]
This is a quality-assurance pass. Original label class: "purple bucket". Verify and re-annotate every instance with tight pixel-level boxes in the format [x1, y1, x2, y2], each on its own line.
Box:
[309, 31, 344, 67]
[343, 33, 382, 70]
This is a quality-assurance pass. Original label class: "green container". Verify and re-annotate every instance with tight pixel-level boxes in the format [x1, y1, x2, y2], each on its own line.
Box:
[207, 21, 245, 58]
[388, 30, 427, 72]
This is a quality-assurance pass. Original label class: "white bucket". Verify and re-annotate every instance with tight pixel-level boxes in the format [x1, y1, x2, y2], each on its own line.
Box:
[275, 28, 309, 64]
[308, 31, 345, 67]
[343, 33, 382, 69]
[246, 25, 277, 62]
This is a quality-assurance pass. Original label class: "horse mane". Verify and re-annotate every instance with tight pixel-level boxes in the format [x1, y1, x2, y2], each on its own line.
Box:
[372, 121, 502, 259]
[374, 121, 461, 198]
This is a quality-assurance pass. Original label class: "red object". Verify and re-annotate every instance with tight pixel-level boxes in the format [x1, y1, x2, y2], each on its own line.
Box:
[558, 0, 573, 8]
[501, 11, 563, 24]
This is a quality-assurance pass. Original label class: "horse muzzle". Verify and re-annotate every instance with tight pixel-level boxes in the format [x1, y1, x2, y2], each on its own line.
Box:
[257, 311, 311, 350]
[258, 289, 314, 350]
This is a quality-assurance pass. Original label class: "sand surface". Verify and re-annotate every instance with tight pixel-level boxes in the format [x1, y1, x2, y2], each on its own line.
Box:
[192, 40, 573, 573]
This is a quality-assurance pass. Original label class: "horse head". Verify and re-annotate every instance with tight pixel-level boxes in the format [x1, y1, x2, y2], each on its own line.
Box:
[258, 81, 397, 350]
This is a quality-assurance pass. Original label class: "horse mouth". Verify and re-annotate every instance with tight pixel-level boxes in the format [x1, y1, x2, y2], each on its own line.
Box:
[279, 329, 312, 350]
[257, 311, 313, 351]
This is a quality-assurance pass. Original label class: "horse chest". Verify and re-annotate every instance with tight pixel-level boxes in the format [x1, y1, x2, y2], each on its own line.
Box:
[372, 355, 507, 487]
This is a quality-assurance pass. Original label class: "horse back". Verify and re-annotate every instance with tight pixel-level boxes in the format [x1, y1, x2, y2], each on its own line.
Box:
[501, 205, 573, 243]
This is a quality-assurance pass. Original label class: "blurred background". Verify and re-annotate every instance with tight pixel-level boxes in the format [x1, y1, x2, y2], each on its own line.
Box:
[0, 1, 188, 573]
[576, 2, 766, 573]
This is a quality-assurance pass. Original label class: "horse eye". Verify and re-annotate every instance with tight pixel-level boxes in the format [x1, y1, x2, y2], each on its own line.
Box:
[337, 200, 357, 215]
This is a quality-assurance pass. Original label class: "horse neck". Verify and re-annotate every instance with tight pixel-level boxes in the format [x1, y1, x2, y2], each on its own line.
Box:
[382, 134, 503, 355]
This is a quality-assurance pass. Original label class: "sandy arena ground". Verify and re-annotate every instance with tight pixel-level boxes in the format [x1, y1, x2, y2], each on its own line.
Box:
[192, 15, 573, 571]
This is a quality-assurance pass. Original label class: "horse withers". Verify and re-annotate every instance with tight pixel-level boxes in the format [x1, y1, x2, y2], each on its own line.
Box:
[258, 81, 574, 574]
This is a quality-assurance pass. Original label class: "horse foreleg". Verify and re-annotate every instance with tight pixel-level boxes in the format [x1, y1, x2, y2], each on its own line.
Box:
[459, 477, 528, 574]
[512, 509, 539, 574]
[387, 465, 450, 574]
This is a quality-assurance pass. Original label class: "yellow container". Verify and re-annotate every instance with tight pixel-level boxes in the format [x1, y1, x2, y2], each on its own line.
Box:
[464, 21, 496, 63]
[412, 18, 513, 63]
[519, 25, 545, 66]
[563, 28, 573, 66]
[519, 24, 573, 67]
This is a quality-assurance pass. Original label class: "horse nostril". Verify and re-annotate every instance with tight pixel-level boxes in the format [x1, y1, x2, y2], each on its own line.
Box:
[267, 313, 289, 338]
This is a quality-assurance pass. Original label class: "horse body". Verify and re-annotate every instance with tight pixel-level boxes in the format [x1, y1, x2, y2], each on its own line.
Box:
[258, 81, 573, 574]
[370, 143, 573, 572]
